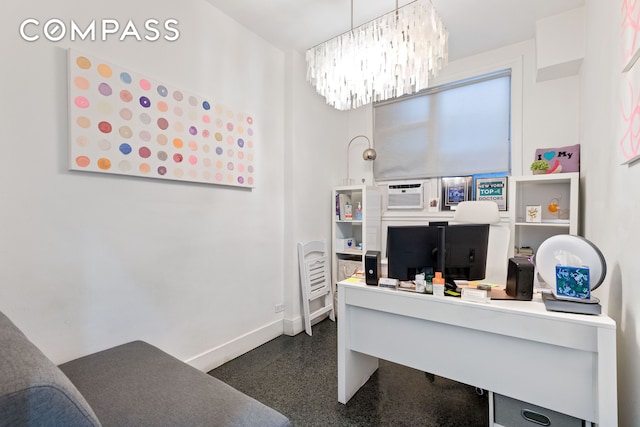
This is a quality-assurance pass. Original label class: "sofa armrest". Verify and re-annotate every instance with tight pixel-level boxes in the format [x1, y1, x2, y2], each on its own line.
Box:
[0, 311, 101, 427]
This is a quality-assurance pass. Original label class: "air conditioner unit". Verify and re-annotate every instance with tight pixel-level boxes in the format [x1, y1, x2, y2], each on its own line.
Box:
[387, 182, 424, 209]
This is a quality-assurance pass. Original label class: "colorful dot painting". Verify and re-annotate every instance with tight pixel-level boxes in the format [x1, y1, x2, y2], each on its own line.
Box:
[68, 49, 256, 188]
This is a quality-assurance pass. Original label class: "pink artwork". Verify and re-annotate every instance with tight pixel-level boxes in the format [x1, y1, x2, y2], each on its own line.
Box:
[620, 75, 640, 162]
[620, 1, 640, 164]
[622, 0, 640, 71]
[68, 49, 256, 187]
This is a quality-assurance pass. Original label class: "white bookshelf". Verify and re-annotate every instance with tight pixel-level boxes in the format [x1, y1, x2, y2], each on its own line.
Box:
[331, 185, 381, 293]
[508, 172, 579, 255]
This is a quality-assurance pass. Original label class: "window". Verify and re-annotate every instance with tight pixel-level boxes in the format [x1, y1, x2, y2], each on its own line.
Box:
[373, 70, 511, 181]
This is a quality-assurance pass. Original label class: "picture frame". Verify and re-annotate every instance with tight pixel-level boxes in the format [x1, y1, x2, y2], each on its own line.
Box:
[441, 176, 472, 211]
[428, 197, 440, 212]
[525, 205, 542, 223]
[475, 177, 508, 211]
[67, 49, 257, 188]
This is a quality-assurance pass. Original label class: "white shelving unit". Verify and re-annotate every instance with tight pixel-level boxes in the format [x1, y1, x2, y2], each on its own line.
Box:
[508, 172, 579, 255]
[331, 185, 381, 291]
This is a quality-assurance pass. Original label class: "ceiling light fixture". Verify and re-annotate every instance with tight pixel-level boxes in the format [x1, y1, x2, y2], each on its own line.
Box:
[305, 0, 448, 111]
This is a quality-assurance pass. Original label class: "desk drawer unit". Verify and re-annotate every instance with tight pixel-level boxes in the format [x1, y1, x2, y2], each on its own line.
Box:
[494, 394, 585, 427]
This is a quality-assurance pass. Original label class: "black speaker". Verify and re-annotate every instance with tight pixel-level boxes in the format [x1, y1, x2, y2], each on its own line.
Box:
[365, 251, 381, 285]
[506, 257, 534, 300]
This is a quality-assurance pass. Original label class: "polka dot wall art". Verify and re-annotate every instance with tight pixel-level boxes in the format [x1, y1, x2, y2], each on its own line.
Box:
[68, 49, 257, 188]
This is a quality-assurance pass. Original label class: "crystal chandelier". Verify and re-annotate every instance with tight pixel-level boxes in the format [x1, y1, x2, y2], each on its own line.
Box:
[306, 0, 448, 110]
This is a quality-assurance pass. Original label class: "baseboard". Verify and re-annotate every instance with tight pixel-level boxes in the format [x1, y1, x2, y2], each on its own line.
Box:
[283, 314, 304, 336]
[283, 313, 333, 337]
[185, 319, 284, 372]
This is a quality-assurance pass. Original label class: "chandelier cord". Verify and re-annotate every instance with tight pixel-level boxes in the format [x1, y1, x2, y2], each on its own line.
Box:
[351, 0, 353, 30]
[333, 0, 422, 48]
[353, 0, 400, 30]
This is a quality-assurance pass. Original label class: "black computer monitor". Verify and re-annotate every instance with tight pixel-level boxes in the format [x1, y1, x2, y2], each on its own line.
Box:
[442, 224, 490, 283]
[386, 226, 444, 281]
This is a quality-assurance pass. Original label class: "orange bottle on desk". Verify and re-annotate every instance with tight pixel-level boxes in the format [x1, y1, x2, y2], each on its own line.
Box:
[432, 272, 445, 296]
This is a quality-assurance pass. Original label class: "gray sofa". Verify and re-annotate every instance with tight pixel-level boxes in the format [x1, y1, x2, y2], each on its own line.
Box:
[0, 311, 291, 427]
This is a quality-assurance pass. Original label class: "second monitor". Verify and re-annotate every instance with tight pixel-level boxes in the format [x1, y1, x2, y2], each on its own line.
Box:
[442, 224, 490, 283]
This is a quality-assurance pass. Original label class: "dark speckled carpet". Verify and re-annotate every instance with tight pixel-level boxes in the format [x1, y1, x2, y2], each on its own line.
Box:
[209, 318, 488, 427]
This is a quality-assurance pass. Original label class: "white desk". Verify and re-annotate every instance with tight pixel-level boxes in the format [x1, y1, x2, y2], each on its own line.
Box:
[337, 280, 617, 426]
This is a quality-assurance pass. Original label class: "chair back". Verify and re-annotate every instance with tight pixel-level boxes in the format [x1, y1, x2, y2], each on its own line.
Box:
[297, 240, 335, 336]
[453, 201, 501, 224]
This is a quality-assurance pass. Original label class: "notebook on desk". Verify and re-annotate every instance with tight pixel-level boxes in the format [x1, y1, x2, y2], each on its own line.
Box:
[454, 280, 510, 299]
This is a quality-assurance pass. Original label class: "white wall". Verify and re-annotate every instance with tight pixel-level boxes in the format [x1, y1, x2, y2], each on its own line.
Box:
[282, 51, 348, 334]
[580, 2, 640, 425]
[0, 0, 287, 369]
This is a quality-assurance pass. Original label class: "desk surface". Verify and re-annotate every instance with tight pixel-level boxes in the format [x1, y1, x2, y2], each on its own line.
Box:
[340, 278, 615, 329]
[337, 279, 617, 426]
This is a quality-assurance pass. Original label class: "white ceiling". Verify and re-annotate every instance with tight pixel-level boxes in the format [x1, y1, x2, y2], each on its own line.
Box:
[204, 0, 585, 61]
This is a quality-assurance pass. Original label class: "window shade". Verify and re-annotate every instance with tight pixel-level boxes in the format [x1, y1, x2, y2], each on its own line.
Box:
[373, 72, 511, 180]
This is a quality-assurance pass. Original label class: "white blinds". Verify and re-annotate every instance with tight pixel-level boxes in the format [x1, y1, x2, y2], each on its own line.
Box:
[373, 71, 511, 180]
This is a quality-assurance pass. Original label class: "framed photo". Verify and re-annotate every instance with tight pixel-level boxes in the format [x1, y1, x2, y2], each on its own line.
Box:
[475, 177, 508, 211]
[525, 205, 542, 223]
[428, 197, 439, 212]
[441, 176, 472, 211]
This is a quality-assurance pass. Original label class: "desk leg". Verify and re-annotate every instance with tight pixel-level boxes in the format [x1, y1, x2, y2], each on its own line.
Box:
[337, 285, 379, 404]
[488, 392, 495, 427]
[596, 327, 617, 426]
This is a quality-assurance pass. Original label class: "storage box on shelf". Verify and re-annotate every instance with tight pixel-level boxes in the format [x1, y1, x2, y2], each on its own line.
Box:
[332, 185, 381, 294]
[508, 173, 579, 256]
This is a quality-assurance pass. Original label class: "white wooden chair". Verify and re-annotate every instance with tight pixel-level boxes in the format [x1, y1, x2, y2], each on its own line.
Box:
[452, 201, 511, 284]
[297, 240, 335, 336]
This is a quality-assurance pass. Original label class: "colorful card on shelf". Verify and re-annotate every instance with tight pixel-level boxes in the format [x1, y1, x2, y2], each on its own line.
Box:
[336, 238, 355, 251]
[534, 144, 580, 173]
[555, 265, 590, 300]
[337, 193, 352, 220]
[525, 205, 542, 222]
[344, 203, 353, 220]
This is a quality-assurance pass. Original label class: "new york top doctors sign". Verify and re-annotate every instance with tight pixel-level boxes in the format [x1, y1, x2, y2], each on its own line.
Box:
[475, 177, 507, 211]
